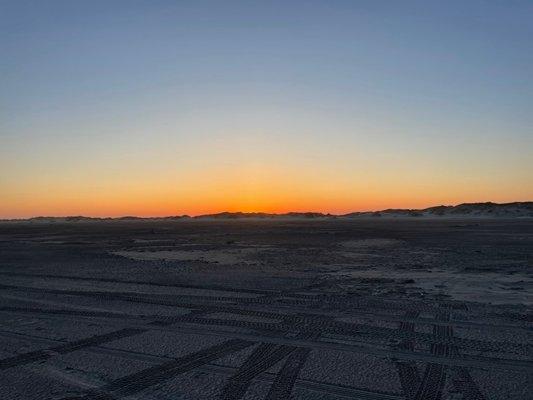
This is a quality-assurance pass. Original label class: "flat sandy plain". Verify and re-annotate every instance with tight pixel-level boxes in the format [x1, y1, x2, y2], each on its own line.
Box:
[0, 219, 531, 400]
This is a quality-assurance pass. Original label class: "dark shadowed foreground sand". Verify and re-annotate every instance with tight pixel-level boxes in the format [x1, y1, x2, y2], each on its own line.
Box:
[0, 219, 531, 399]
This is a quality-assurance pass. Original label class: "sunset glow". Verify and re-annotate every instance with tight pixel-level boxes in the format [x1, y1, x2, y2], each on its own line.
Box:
[1, 1, 532, 219]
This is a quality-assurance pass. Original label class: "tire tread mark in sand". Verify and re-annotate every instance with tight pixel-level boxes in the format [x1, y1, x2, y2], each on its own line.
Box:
[0, 328, 145, 370]
[1, 284, 527, 355]
[414, 311, 452, 400]
[438, 311, 487, 400]
[265, 347, 311, 400]
[0, 278, 468, 311]
[1, 300, 526, 356]
[446, 311, 487, 400]
[0, 328, 407, 400]
[64, 339, 254, 400]
[394, 311, 421, 400]
[0, 306, 147, 320]
[262, 323, 325, 400]
[1, 305, 530, 373]
[219, 343, 297, 400]
[0, 271, 276, 296]
[414, 350, 447, 400]
[0, 271, 473, 312]
[449, 366, 487, 400]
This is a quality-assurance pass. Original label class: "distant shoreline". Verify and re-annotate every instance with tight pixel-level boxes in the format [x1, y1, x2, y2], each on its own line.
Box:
[1, 202, 532, 222]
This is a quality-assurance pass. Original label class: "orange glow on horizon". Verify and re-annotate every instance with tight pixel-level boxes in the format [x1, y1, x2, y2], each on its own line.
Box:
[2, 159, 531, 219]
[2, 188, 528, 219]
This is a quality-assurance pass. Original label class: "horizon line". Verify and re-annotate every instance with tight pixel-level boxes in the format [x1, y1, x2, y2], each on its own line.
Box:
[2, 201, 531, 221]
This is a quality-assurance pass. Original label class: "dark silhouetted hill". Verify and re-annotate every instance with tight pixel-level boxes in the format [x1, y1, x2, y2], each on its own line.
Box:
[343, 202, 533, 218]
[2, 202, 531, 222]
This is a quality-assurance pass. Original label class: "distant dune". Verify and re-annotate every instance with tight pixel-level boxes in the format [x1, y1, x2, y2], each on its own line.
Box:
[2, 202, 532, 222]
[343, 202, 533, 218]
[197, 202, 533, 219]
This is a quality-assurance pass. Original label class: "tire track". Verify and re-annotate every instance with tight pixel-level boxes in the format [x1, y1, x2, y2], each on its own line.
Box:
[1, 294, 527, 333]
[3, 270, 529, 329]
[0, 306, 150, 321]
[1, 307, 530, 373]
[394, 311, 421, 400]
[1, 284, 526, 355]
[219, 319, 325, 400]
[219, 343, 298, 400]
[265, 347, 311, 400]
[0, 328, 145, 370]
[0, 270, 276, 296]
[0, 276, 485, 315]
[3, 286, 525, 333]
[413, 311, 452, 400]
[414, 349, 447, 400]
[449, 366, 487, 400]
[441, 310, 487, 400]
[0, 328, 404, 400]
[63, 339, 254, 400]
[259, 324, 324, 400]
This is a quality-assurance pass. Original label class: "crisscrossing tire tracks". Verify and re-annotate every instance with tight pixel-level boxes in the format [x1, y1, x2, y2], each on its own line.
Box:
[63, 339, 254, 400]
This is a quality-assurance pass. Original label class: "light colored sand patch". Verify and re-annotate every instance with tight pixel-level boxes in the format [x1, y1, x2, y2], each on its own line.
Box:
[113, 248, 260, 264]
[333, 268, 533, 305]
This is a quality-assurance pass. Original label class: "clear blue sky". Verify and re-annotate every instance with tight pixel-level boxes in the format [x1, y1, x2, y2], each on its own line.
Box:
[1, 1, 532, 217]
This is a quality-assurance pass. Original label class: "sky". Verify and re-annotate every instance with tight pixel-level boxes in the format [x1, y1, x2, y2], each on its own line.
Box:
[1, 0, 532, 218]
